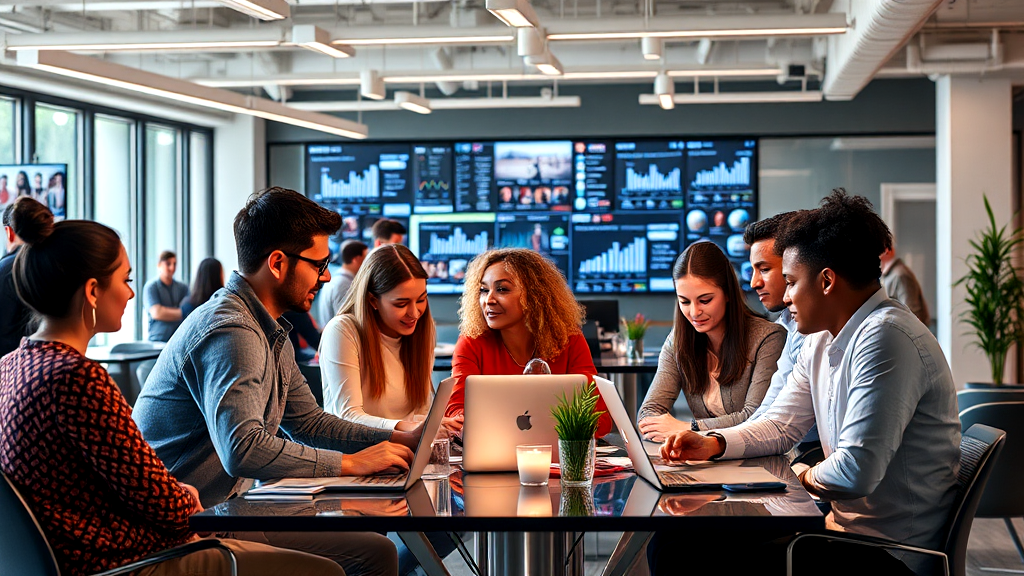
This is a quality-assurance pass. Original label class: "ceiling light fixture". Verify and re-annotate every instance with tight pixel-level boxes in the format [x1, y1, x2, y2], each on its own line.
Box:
[292, 25, 354, 58]
[486, 0, 539, 28]
[526, 52, 563, 76]
[3, 29, 285, 52]
[641, 37, 662, 60]
[638, 90, 824, 105]
[360, 70, 386, 100]
[654, 73, 674, 110]
[546, 13, 847, 41]
[290, 95, 581, 112]
[338, 34, 515, 46]
[17, 49, 368, 139]
[218, 0, 290, 21]
[395, 90, 432, 114]
[517, 27, 545, 57]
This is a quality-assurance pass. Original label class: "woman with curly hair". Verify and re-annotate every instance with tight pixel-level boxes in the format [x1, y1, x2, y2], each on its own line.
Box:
[444, 248, 611, 437]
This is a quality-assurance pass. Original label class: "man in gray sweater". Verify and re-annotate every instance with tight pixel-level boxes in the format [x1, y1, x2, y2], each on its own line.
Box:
[134, 187, 420, 576]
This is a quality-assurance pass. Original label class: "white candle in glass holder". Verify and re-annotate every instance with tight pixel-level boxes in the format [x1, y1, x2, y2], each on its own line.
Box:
[516, 444, 552, 486]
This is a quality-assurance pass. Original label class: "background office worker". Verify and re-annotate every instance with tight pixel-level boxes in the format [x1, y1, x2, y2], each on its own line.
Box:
[317, 239, 368, 326]
[371, 218, 406, 248]
[143, 249, 187, 342]
[880, 241, 931, 327]
[179, 256, 224, 319]
[638, 241, 784, 439]
[657, 191, 960, 575]
[0, 217, 343, 576]
[445, 248, 612, 437]
[134, 187, 420, 576]
[0, 197, 53, 358]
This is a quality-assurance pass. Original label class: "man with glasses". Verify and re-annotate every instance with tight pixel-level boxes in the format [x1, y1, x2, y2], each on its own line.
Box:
[134, 187, 420, 576]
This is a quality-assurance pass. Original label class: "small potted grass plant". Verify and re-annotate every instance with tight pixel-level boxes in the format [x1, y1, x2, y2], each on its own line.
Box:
[622, 313, 649, 364]
[551, 380, 604, 487]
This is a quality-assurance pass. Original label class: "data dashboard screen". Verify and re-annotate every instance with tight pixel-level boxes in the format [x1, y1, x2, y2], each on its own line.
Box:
[306, 137, 758, 294]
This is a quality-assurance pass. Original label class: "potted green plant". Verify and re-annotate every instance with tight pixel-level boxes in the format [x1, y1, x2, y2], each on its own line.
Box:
[956, 195, 1024, 387]
[551, 380, 605, 486]
[622, 313, 650, 364]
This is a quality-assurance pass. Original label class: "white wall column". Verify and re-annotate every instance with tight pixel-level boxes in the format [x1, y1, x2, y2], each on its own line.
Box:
[213, 115, 266, 274]
[935, 75, 1014, 386]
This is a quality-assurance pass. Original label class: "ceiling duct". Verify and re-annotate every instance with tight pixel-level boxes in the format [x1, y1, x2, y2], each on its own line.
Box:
[432, 47, 460, 96]
[905, 30, 1003, 75]
[822, 0, 943, 101]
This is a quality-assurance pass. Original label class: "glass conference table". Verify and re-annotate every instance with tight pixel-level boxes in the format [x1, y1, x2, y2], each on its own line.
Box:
[191, 455, 823, 576]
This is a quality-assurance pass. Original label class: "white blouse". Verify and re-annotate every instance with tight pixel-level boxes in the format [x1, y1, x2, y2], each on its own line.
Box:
[319, 314, 432, 430]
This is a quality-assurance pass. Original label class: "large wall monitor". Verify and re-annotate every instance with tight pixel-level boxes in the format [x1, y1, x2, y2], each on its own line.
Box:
[305, 137, 757, 294]
[0, 163, 69, 220]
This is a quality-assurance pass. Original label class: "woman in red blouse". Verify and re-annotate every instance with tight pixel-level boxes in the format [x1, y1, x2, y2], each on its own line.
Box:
[445, 248, 612, 437]
[0, 216, 343, 576]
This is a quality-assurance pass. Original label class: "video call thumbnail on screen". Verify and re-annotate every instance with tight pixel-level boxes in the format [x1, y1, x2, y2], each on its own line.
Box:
[305, 138, 757, 294]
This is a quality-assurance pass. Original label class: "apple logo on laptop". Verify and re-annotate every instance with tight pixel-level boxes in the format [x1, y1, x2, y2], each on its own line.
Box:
[517, 411, 532, 431]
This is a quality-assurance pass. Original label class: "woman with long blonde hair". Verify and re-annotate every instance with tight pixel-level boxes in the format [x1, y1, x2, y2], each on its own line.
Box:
[319, 244, 436, 431]
[445, 248, 611, 437]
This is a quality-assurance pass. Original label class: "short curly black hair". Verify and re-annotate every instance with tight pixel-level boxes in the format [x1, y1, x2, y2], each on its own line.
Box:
[742, 210, 799, 246]
[775, 189, 893, 290]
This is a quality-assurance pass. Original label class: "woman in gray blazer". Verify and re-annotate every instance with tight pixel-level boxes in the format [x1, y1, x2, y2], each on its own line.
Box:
[638, 241, 785, 440]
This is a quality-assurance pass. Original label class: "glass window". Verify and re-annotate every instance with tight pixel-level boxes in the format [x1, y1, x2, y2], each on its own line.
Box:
[94, 115, 137, 345]
[34, 103, 80, 218]
[189, 132, 212, 269]
[143, 124, 182, 340]
[0, 96, 15, 165]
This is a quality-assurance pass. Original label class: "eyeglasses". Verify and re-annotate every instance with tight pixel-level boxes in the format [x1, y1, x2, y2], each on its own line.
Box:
[275, 251, 331, 277]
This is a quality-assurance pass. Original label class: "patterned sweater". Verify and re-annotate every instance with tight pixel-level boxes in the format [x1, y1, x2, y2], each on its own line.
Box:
[0, 339, 195, 576]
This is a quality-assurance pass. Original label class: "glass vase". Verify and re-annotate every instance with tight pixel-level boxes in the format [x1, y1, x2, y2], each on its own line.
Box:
[626, 338, 644, 364]
[559, 486, 595, 517]
[558, 438, 596, 487]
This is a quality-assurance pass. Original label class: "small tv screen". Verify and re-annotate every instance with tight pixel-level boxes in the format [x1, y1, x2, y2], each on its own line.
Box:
[0, 164, 69, 219]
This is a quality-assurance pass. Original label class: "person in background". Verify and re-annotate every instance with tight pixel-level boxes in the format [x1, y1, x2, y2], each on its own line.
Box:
[654, 190, 960, 576]
[134, 187, 420, 576]
[638, 241, 784, 439]
[743, 211, 819, 447]
[0, 217, 343, 576]
[880, 242, 931, 327]
[317, 239, 368, 325]
[32, 172, 45, 202]
[283, 309, 321, 362]
[371, 218, 406, 248]
[143, 250, 188, 342]
[0, 198, 53, 358]
[319, 244, 458, 576]
[0, 175, 10, 205]
[180, 257, 224, 319]
[446, 248, 612, 437]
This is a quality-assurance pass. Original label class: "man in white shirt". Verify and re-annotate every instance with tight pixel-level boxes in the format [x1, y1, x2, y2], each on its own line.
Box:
[317, 239, 367, 325]
[656, 190, 960, 575]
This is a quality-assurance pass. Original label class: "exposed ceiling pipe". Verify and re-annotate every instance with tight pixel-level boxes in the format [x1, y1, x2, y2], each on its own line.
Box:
[905, 29, 1003, 75]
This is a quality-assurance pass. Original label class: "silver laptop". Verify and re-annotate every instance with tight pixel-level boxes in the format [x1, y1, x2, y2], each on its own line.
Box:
[463, 374, 588, 472]
[593, 377, 783, 492]
[256, 377, 455, 492]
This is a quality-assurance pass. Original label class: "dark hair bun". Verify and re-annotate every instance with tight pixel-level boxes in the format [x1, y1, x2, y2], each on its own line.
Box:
[7, 197, 54, 246]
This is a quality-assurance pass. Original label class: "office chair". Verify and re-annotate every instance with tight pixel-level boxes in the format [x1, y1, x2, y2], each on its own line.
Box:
[958, 401, 1024, 565]
[0, 471, 237, 576]
[956, 388, 1024, 414]
[786, 423, 1006, 576]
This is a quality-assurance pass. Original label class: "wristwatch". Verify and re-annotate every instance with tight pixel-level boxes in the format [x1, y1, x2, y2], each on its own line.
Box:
[690, 419, 700, 432]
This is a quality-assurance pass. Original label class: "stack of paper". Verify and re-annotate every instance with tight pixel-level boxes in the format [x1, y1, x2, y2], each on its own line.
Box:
[244, 483, 326, 501]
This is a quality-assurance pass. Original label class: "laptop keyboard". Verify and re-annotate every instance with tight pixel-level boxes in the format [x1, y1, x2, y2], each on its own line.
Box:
[356, 474, 408, 486]
[657, 470, 701, 487]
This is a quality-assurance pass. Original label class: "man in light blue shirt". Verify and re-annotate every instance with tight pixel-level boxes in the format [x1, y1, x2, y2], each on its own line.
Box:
[657, 190, 960, 575]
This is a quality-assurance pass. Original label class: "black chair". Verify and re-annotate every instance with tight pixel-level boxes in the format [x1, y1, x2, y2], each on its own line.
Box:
[958, 401, 1024, 564]
[786, 423, 1006, 576]
[108, 342, 164, 404]
[956, 388, 1024, 414]
[0, 472, 237, 576]
[298, 360, 324, 407]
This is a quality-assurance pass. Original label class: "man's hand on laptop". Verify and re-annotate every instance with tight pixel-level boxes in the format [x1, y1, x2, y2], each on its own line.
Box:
[341, 442, 415, 476]
[660, 431, 726, 462]
[638, 413, 688, 442]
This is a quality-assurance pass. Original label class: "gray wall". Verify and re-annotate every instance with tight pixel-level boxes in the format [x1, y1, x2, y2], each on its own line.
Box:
[269, 79, 939, 343]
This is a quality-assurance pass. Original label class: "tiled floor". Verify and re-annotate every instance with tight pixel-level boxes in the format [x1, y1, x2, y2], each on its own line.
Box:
[437, 519, 1024, 576]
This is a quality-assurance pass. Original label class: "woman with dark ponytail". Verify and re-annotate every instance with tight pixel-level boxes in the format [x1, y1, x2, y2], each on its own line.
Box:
[0, 218, 344, 576]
